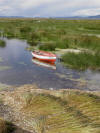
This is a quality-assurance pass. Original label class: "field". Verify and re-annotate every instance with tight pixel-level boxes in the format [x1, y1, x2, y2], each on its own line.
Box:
[0, 18, 100, 70]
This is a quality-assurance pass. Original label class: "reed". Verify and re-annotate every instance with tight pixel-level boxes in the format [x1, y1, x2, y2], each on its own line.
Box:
[21, 89, 100, 133]
[0, 118, 7, 133]
[62, 52, 100, 70]
[0, 40, 6, 47]
[0, 18, 100, 69]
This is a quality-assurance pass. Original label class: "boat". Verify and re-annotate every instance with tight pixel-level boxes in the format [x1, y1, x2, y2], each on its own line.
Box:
[32, 58, 56, 70]
[31, 50, 56, 63]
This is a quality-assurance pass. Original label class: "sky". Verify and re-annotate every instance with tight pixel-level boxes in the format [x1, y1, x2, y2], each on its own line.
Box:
[0, 0, 100, 17]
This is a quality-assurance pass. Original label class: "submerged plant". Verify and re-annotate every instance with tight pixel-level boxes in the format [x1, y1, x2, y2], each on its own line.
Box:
[0, 40, 6, 48]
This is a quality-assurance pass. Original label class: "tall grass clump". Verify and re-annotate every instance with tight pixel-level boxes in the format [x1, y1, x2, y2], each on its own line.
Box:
[6, 121, 16, 133]
[27, 32, 41, 46]
[33, 116, 47, 133]
[0, 118, 6, 133]
[0, 40, 6, 48]
[76, 36, 100, 51]
[39, 42, 56, 51]
[62, 52, 100, 70]
[57, 35, 100, 50]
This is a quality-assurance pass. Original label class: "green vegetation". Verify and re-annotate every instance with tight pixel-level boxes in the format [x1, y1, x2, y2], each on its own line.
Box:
[0, 18, 100, 69]
[39, 42, 56, 51]
[0, 57, 3, 62]
[0, 19, 100, 49]
[0, 66, 12, 71]
[62, 52, 100, 70]
[0, 83, 11, 90]
[0, 40, 6, 47]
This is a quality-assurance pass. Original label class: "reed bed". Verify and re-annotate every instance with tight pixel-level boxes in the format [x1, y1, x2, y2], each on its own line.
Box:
[0, 18, 100, 69]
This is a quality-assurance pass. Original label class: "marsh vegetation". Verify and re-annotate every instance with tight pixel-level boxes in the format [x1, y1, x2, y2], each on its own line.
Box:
[0, 18, 100, 70]
[62, 52, 100, 70]
[0, 19, 100, 133]
[0, 40, 6, 48]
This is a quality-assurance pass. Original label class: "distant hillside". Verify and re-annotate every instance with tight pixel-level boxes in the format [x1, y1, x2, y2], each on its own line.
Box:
[0, 15, 100, 19]
[55, 15, 100, 20]
[88, 15, 100, 19]
[0, 16, 25, 18]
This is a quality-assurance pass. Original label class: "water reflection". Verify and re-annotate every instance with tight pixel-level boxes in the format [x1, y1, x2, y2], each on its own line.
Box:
[32, 58, 56, 70]
[0, 38, 100, 91]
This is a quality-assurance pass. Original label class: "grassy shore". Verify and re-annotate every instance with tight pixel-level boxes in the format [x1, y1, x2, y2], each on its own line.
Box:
[62, 52, 100, 70]
[0, 18, 100, 70]
[0, 85, 100, 133]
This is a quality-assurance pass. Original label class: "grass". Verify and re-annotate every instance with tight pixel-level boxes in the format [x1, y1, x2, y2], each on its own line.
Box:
[20, 89, 100, 133]
[0, 19, 100, 50]
[0, 85, 100, 133]
[0, 118, 15, 133]
[0, 18, 100, 69]
[0, 97, 15, 133]
[0, 57, 3, 62]
[0, 118, 7, 133]
[39, 42, 56, 51]
[5, 121, 16, 133]
[0, 66, 12, 71]
[0, 40, 6, 48]
[0, 83, 11, 90]
[62, 52, 100, 70]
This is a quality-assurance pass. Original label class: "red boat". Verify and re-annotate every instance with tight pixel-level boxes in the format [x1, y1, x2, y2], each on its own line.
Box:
[31, 51, 56, 63]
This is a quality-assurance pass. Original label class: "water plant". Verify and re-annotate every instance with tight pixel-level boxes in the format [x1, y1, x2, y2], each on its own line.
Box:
[62, 52, 100, 70]
[0, 57, 3, 62]
[0, 40, 6, 48]
[0, 66, 12, 71]
[0, 18, 100, 69]
[39, 42, 56, 51]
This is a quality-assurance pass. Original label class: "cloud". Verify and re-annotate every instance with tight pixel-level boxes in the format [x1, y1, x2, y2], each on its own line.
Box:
[0, 5, 13, 15]
[0, 0, 100, 17]
[74, 8, 100, 16]
[20, 0, 58, 9]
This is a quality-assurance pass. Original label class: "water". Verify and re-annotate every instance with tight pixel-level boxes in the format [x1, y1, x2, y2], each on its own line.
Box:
[0, 38, 100, 91]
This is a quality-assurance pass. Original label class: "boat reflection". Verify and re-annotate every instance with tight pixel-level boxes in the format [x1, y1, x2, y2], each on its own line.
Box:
[32, 57, 56, 70]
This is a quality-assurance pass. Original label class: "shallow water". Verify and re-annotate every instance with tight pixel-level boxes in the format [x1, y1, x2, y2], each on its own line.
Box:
[0, 38, 100, 91]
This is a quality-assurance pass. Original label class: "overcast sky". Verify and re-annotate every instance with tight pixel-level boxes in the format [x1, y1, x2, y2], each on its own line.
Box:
[0, 0, 100, 17]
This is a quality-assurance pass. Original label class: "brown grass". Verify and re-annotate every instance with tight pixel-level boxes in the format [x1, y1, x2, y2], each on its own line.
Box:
[0, 118, 6, 133]
[2, 85, 99, 133]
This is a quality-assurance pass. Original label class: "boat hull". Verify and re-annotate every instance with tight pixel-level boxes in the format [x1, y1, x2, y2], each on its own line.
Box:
[31, 51, 56, 63]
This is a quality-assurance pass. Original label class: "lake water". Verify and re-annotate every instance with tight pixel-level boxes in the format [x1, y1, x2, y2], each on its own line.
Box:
[0, 38, 100, 91]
